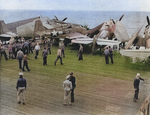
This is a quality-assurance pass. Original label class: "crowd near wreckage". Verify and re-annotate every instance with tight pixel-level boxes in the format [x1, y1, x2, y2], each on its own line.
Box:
[1, 14, 150, 62]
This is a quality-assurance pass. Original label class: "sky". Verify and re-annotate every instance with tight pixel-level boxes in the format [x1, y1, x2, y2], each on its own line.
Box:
[0, 0, 150, 11]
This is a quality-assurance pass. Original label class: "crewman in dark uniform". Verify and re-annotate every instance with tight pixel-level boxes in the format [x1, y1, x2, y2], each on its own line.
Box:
[104, 47, 110, 64]
[29, 41, 33, 54]
[69, 72, 76, 103]
[133, 73, 144, 102]
[109, 46, 114, 64]
[1, 45, 8, 60]
[42, 47, 48, 65]
[24, 41, 29, 55]
[12, 43, 16, 59]
[16, 72, 27, 105]
[47, 41, 51, 54]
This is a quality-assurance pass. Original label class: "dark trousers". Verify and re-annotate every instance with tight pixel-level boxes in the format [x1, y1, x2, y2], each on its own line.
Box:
[35, 50, 39, 59]
[134, 88, 139, 99]
[29, 47, 33, 54]
[78, 52, 83, 60]
[1, 51, 8, 60]
[22, 60, 30, 71]
[9, 52, 13, 59]
[24, 46, 28, 55]
[105, 55, 109, 64]
[109, 54, 114, 64]
[18, 57, 22, 69]
[61, 50, 65, 57]
[48, 48, 51, 54]
[12, 50, 16, 59]
[71, 88, 75, 102]
[43, 56, 47, 65]
[54, 56, 63, 64]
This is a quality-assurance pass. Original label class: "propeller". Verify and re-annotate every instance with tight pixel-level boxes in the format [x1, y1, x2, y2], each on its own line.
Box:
[62, 17, 67, 22]
[147, 16, 150, 25]
[119, 14, 124, 21]
[112, 19, 115, 24]
[54, 15, 58, 20]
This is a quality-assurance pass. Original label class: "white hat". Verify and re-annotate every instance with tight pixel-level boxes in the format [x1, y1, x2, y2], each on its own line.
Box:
[136, 73, 140, 79]
[66, 75, 70, 80]
[137, 73, 140, 76]
[19, 72, 23, 75]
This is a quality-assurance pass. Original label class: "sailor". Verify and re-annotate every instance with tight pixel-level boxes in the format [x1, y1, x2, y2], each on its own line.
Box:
[16, 42, 21, 52]
[77, 44, 83, 60]
[61, 41, 65, 57]
[34, 43, 40, 59]
[24, 41, 29, 55]
[8, 44, 13, 59]
[54, 48, 63, 66]
[16, 72, 26, 105]
[29, 41, 33, 54]
[22, 54, 31, 71]
[1, 45, 8, 60]
[133, 73, 144, 102]
[63, 75, 72, 106]
[69, 72, 76, 103]
[109, 46, 114, 64]
[12, 43, 17, 59]
[17, 48, 24, 69]
[104, 47, 110, 64]
[42, 47, 48, 65]
[47, 40, 51, 54]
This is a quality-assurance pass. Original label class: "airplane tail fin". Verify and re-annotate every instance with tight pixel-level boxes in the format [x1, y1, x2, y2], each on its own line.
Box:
[114, 21, 130, 42]
[34, 20, 46, 33]
[0, 20, 10, 34]
[125, 26, 143, 49]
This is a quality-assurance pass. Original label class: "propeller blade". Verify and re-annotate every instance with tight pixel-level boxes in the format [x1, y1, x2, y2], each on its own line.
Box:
[62, 17, 67, 22]
[54, 15, 58, 20]
[112, 19, 115, 24]
[147, 16, 150, 25]
[119, 14, 124, 21]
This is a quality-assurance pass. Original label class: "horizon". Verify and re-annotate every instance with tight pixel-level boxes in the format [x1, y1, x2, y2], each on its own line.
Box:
[1, 9, 150, 12]
[0, 0, 150, 12]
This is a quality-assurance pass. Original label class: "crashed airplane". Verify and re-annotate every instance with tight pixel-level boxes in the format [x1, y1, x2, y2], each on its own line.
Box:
[120, 16, 150, 61]
[0, 15, 125, 48]
[68, 14, 130, 50]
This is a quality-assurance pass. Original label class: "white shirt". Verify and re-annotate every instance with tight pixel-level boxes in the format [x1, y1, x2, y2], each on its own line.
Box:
[35, 45, 40, 50]
[63, 80, 72, 91]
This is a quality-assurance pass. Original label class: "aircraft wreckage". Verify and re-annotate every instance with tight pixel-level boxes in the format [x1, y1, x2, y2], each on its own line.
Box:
[119, 16, 150, 62]
[1, 14, 150, 61]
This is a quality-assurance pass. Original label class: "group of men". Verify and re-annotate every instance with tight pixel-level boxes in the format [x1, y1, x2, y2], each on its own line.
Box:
[63, 72, 76, 106]
[1, 38, 145, 106]
[104, 46, 114, 64]
[16, 72, 76, 106]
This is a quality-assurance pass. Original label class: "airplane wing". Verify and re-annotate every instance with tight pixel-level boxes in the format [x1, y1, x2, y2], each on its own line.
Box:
[66, 32, 87, 39]
[71, 37, 121, 45]
[96, 39, 121, 46]
[125, 26, 143, 49]
[0, 34, 13, 37]
[71, 37, 93, 44]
